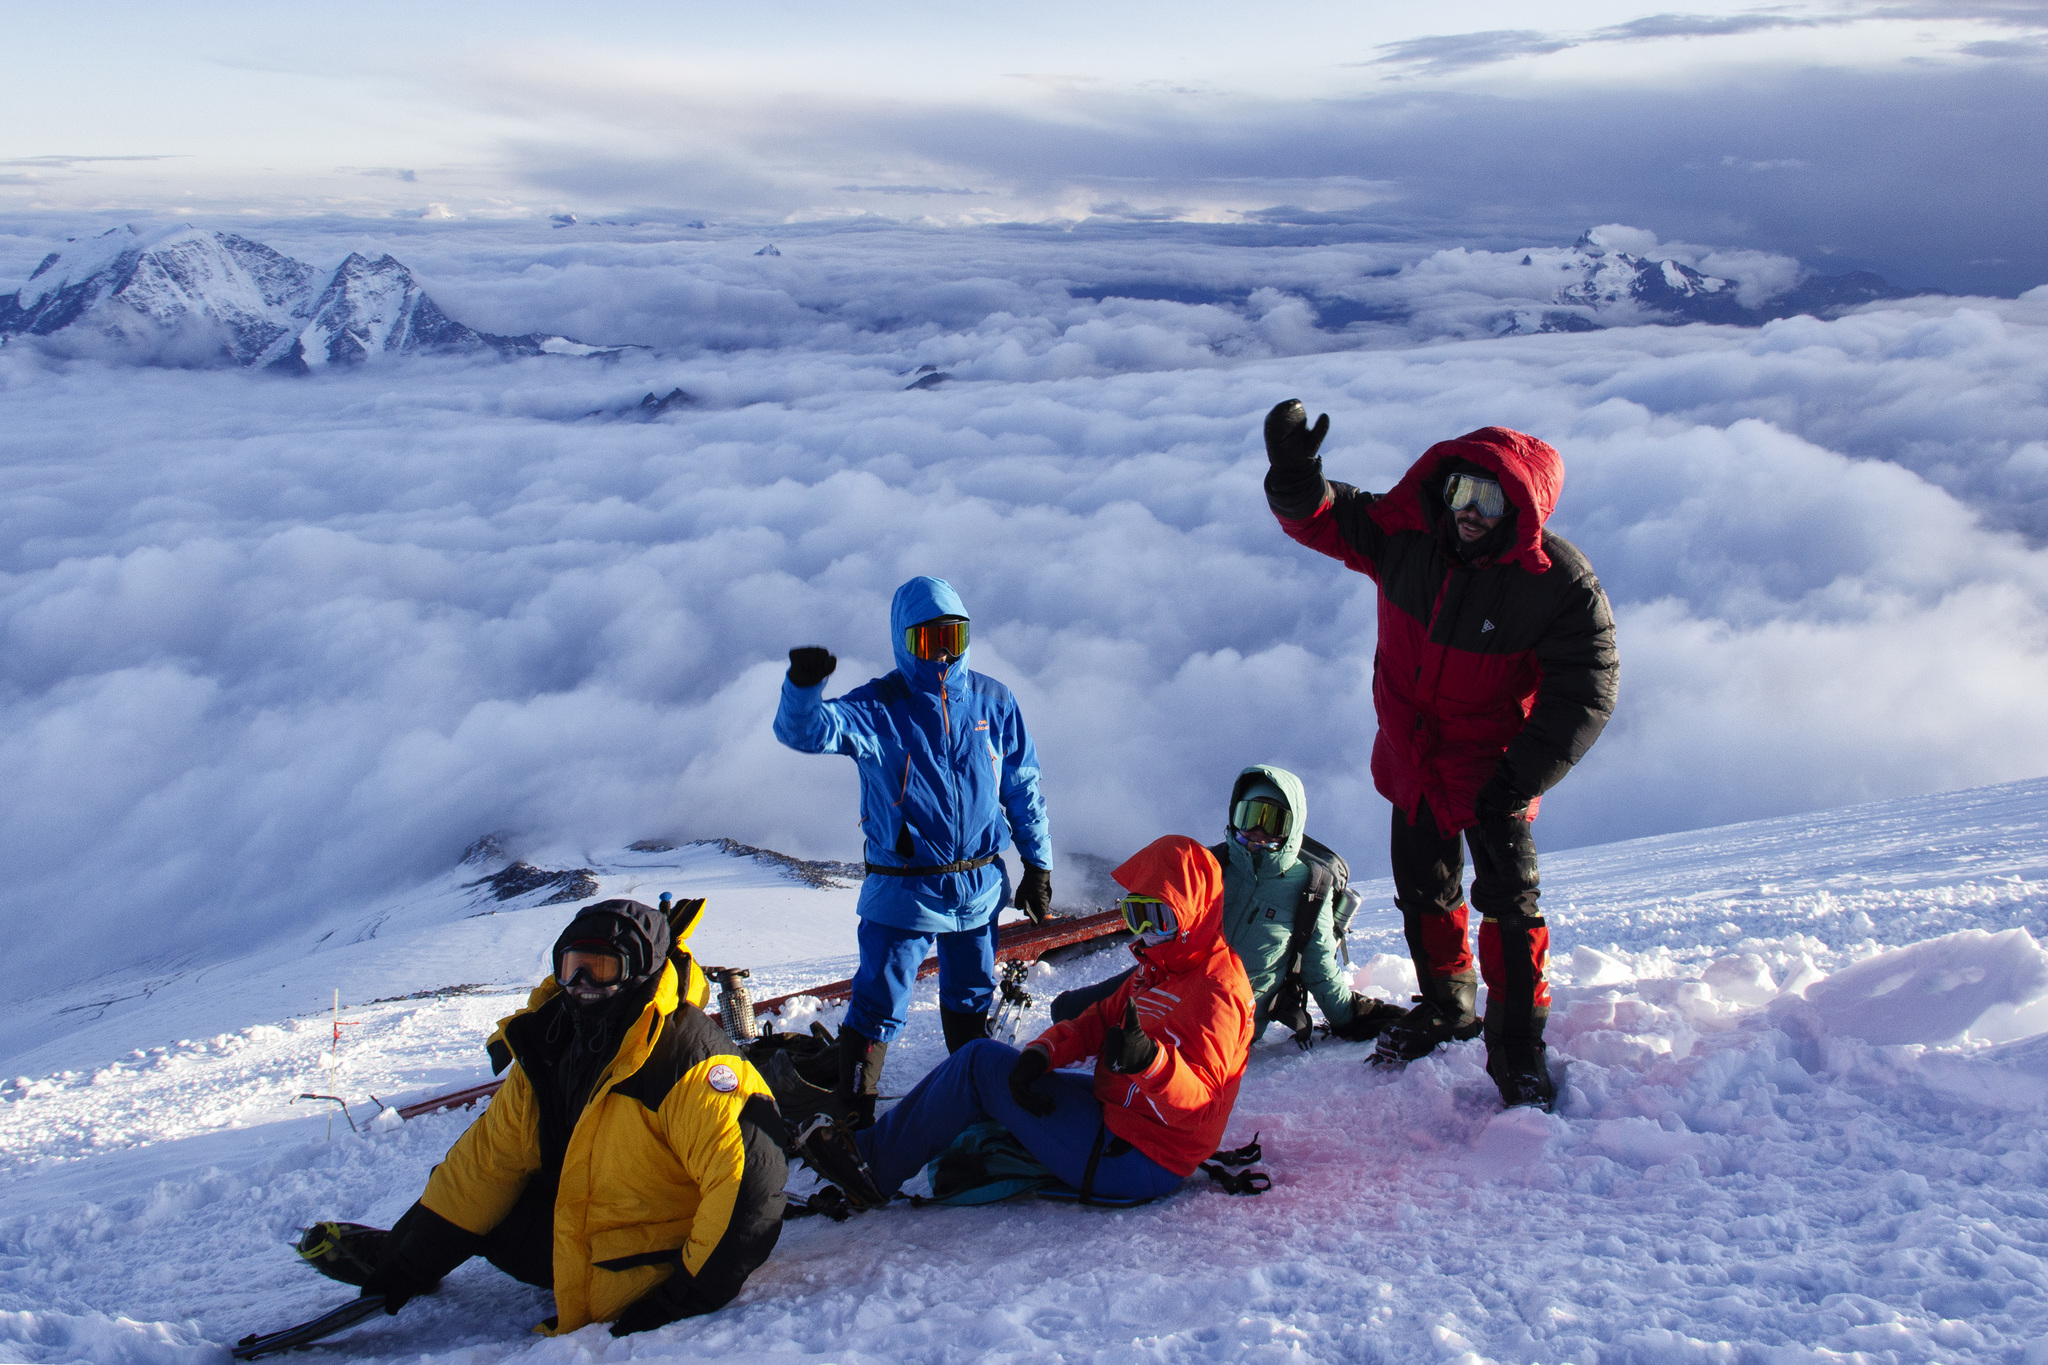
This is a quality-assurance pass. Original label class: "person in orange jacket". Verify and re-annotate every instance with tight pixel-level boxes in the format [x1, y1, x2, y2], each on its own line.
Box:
[793, 835, 1254, 1207]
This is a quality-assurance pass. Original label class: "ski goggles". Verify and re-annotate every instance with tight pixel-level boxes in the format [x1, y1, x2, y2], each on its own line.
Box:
[1118, 894, 1178, 938]
[903, 618, 970, 661]
[1443, 472, 1507, 519]
[1230, 797, 1292, 841]
[557, 947, 624, 987]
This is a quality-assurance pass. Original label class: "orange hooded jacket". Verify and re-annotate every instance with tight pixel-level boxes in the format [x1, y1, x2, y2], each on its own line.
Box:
[1025, 835, 1253, 1176]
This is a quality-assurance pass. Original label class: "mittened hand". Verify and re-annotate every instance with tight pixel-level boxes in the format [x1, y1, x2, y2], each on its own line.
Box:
[1264, 399, 1329, 466]
[787, 646, 837, 689]
[1474, 767, 1532, 823]
[610, 1275, 698, 1337]
[1104, 999, 1160, 1075]
[1007, 1047, 1056, 1117]
[1014, 865, 1053, 925]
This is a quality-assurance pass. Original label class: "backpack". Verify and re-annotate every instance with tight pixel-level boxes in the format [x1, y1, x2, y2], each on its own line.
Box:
[922, 1121, 1059, 1204]
[1211, 835, 1362, 1036]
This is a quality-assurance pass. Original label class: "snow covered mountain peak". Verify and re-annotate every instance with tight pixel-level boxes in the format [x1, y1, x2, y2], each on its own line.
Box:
[0, 226, 611, 370]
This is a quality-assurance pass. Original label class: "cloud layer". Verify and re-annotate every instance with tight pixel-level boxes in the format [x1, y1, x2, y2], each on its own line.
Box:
[2, 219, 2046, 998]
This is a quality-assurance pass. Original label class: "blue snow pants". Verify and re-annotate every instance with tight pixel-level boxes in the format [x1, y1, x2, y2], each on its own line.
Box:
[854, 1039, 1185, 1202]
[843, 917, 1002, 1043]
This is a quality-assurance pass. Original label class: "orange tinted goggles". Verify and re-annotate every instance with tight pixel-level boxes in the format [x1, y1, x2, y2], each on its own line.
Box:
[904, 619, 970, 661]
[558, 948, 623, 986]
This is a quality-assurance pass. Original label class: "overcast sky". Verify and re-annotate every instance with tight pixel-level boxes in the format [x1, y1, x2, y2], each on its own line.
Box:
[6, 1, 2047, 293]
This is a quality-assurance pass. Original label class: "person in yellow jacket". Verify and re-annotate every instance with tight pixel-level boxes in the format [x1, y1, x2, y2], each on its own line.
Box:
[305, 899, 788, 1337]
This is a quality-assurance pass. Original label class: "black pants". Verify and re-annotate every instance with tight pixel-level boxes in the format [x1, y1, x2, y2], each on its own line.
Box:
[1390, 798, 1550, 1051]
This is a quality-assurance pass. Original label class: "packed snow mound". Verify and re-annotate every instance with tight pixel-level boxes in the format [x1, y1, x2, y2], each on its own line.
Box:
[0, 224, 615, 370]
[1789, 926, 2048, 1045]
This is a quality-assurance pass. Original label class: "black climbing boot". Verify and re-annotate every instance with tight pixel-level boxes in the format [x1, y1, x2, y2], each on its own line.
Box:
[792, 1114, 889, 1210]
[1370, 972, 1482, 1066]
[940, 1006, 991, 1054]
[837, 1028, 889, 1130]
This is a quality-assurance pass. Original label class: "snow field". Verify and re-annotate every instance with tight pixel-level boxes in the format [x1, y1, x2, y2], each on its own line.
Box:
[8, 778, 2048, 1360]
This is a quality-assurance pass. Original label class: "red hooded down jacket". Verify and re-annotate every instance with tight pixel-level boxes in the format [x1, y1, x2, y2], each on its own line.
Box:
[1267, 426, 1618, 836]
[1024, 836, 1252, 1177]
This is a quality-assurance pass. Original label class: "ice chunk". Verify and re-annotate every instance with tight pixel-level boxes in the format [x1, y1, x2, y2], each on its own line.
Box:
[1800, 928, 2048, 1045]
[1571, 946, 1635, 986]
[1702, 953, 1777, 1006]
[1779, 954, 1824, 997]
[1354, 953, 1417, 1001]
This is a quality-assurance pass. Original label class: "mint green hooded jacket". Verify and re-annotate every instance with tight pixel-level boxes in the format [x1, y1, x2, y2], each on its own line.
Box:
[1218, 765, 1357, 1037]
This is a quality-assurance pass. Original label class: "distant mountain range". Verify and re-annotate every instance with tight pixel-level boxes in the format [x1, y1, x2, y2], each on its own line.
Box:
[0, 225, 616, 371]
[1078, 228, 1915, 338]
[1491, 229, 1909, 335]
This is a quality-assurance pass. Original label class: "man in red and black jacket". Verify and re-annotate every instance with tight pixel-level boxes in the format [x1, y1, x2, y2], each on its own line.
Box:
[1262, 400, 1618, 1110]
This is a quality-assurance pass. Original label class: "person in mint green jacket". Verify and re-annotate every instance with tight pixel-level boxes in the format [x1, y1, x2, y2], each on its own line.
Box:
[1054, 764, 1402, 1046]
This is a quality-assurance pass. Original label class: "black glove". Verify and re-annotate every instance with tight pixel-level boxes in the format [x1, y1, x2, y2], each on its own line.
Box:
[1104, 999, 1159, 1076]
[1324, 994, 1394, 1042]
[610, 1267, 702, 1337]
[1007, 1047, 1055, 1117]
[1474, 766, 1533, 823]
[787, 646, 837, 689]
[1013, 865, 1052, 925]
[358, 1201, 479, 1315]
[1263, 399, 1329, 466]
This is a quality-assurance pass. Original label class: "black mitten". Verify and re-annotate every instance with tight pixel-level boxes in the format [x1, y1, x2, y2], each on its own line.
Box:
[1013, 865, 1053, 925]
[611, 1267, 702, 1337]
[1006, 1047, 1056, 1117]
[787, 646, 837, 689]
[1263, 399, 1329, 465]
[359, 1202, 480, 1315]
[1104, 1000, 1159, 1076]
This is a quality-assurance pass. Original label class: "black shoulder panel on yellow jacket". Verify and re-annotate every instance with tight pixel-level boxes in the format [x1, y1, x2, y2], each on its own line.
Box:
[610, 1003, 739, 1114]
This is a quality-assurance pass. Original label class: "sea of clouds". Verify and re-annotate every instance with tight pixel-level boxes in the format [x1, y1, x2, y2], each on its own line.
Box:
[3, 215, 2046, 995]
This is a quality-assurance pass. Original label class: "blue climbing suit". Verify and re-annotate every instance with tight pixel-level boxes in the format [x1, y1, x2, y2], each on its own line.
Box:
[773, 576, 1053, 1038]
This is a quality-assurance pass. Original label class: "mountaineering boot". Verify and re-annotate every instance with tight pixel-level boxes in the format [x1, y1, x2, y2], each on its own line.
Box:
[1370, 972, 1482, 1066]
[837, 1028, 889, 1130]
[296, 1222, 388, 1287]
[1485, 1032, 1557, 1111]
[1488, 1047, 1557, 1112]
[793, 1115, 889, 1211]
[940, 1006, 991, 1054]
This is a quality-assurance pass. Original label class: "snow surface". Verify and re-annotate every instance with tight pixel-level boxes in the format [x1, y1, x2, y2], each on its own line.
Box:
[7, 777, 2048, 1363]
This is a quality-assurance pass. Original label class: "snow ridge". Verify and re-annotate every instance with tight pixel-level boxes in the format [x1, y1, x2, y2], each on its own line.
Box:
[0, 225, 609, 370]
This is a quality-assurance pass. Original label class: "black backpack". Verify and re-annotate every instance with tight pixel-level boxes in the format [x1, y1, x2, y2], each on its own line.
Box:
[1211, 835, 1361, 1036]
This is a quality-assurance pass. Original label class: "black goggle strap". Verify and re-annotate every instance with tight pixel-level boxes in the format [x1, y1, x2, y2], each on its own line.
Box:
[1231, 797, 1291, 839]
[1444, 473, 1506, 518]
[904, 619, 970, 660]
[1119, 895, 1176, 936]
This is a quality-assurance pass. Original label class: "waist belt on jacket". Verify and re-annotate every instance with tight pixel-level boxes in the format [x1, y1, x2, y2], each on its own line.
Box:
[863, 854, 999, 877]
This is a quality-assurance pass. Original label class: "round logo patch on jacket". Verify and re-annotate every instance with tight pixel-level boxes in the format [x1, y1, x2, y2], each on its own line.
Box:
[706, 1063, 740, 1093]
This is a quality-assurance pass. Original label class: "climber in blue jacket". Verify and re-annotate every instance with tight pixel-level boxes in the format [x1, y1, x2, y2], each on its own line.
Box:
[775, 575, 1054, 1125]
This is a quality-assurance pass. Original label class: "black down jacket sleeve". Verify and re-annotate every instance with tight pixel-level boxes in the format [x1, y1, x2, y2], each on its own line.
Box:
[1501, 562, 1619, 799]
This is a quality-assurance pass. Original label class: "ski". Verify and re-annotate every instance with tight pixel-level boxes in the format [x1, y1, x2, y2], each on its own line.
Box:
[231, 1294, 387, 1360]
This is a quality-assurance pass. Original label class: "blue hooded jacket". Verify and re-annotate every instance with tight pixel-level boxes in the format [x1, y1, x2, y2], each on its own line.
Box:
[773, 576, 1053, 934]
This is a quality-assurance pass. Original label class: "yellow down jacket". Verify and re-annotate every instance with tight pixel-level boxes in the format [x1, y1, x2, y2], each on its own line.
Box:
[421, 960, 786, 1334]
